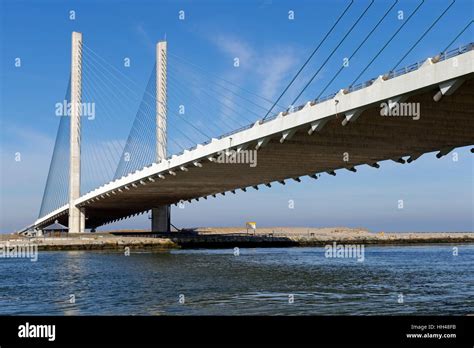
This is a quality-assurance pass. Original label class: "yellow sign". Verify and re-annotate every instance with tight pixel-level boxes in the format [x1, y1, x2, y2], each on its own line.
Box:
[246, 222, 256, 230]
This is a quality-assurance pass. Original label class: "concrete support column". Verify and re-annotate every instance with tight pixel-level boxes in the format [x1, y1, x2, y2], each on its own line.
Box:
[152, 40, 171, 233]
[152, 206, 170, 232]
[68, 31, 83, 233]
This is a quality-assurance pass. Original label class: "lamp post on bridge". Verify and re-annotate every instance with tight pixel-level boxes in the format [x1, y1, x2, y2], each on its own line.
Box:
[151, 41, 171, 233]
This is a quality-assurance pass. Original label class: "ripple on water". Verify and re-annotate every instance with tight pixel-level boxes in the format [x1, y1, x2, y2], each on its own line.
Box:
[0, 245, 472, 315]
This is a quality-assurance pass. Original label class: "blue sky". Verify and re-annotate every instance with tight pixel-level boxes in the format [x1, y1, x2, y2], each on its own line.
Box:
[0, 0, 473, 232]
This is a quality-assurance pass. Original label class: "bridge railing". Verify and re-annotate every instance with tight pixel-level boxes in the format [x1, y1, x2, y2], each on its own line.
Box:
[345, 43, 474, 93]
[261, 42, 474, 125]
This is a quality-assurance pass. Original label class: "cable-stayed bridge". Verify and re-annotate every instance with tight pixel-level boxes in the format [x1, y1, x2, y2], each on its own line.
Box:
[23, 28, 474, 232]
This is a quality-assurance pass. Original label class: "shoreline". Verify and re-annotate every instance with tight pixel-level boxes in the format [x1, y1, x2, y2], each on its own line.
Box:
[1, 227, 473, 251]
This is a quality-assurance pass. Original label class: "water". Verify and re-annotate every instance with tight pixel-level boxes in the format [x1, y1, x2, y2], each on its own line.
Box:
[0, 245, 472, 315]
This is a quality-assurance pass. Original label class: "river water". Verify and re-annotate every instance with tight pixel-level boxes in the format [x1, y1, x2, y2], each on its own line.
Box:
[0, 245, 472, 315]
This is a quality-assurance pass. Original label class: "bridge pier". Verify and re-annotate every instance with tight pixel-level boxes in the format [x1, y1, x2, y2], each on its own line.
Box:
[152, 40, 171, 233]
[151, 206, 170, 232]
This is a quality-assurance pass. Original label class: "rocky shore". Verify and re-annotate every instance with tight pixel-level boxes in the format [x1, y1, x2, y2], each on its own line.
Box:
[1, 227, 473, 251]
[0, 234, 176, 251]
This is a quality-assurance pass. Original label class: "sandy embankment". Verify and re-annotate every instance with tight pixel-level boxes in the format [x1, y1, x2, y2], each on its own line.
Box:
[194, 227, 474, 245]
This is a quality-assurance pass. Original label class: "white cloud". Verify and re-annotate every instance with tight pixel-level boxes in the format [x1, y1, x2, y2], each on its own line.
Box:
[256, 52, 297, 101]
[211, 35, 254, 64]
[134, 23, 154, 51]
[208, 34, 300, 117]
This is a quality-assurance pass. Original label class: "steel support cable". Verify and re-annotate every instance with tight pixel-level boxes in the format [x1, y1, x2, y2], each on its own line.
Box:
[291, 0, 375, 106]
[82, 56, 148, 124]
[132, 70, 195, 149]
[39, 121, 64, 215]
[83, 44, 203, 140]
[166, 83, 241, 136]
[165, 89, 226, 139]
[169, 108, 212, 139]
[123, 76, 164, 174]
[80, 138, 112, 192]
[154, 72, 228, 140]
[80, 85, 121, 186]
[54, 167, 68, 212]
[47, 124, 67, 212]
[74, 93, 103, 193]
[82, 57, 189, 158]
[80, 71, 126, 179]
[80, 65, 138, 164]
[113, 79, 158, 178]
[114, 71, 190, 179]
[79, 64, 129, 158]
[168, 52, 283, 108]
[168, 65, 257, 123]
[82, 61, 158, 187]
[350, 0, 425, 86]
[49, 140, 68, 211]
[80, 98, 122, 182]
[316, 0, 398, 99]
[168, 64, 255, 124]
[441, 20, 473, 53]
[83, 46, 211, 141]
[39, 80, 71, 217]
[53, 128, 70, 212]
[51, 135, 69, 211]
[166, 72, 244, 132]
[390, 0, 456, 71]
[80, 142, 106, 194]
[83, 46, 218, 183]
[166, 73, 246, 131]
[168, 56, 272, 113]
[80, 145, 101, 195]
[166, 74, 251, 130]
[262, 0, 355, 120]
[169, 78, 254, 130]
[115, 129, 180, 179]
[83, 49, 161, 127]
[129, 75, 161, 170]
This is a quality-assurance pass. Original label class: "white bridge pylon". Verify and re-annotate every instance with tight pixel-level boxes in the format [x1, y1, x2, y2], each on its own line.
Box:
[68, 32, 83, 233]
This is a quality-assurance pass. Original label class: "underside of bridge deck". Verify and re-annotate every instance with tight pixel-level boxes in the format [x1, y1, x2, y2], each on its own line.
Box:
[52, 77, 474, 229]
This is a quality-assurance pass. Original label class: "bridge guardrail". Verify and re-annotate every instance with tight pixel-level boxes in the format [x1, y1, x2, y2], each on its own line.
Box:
[262, 42, 474, 125]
